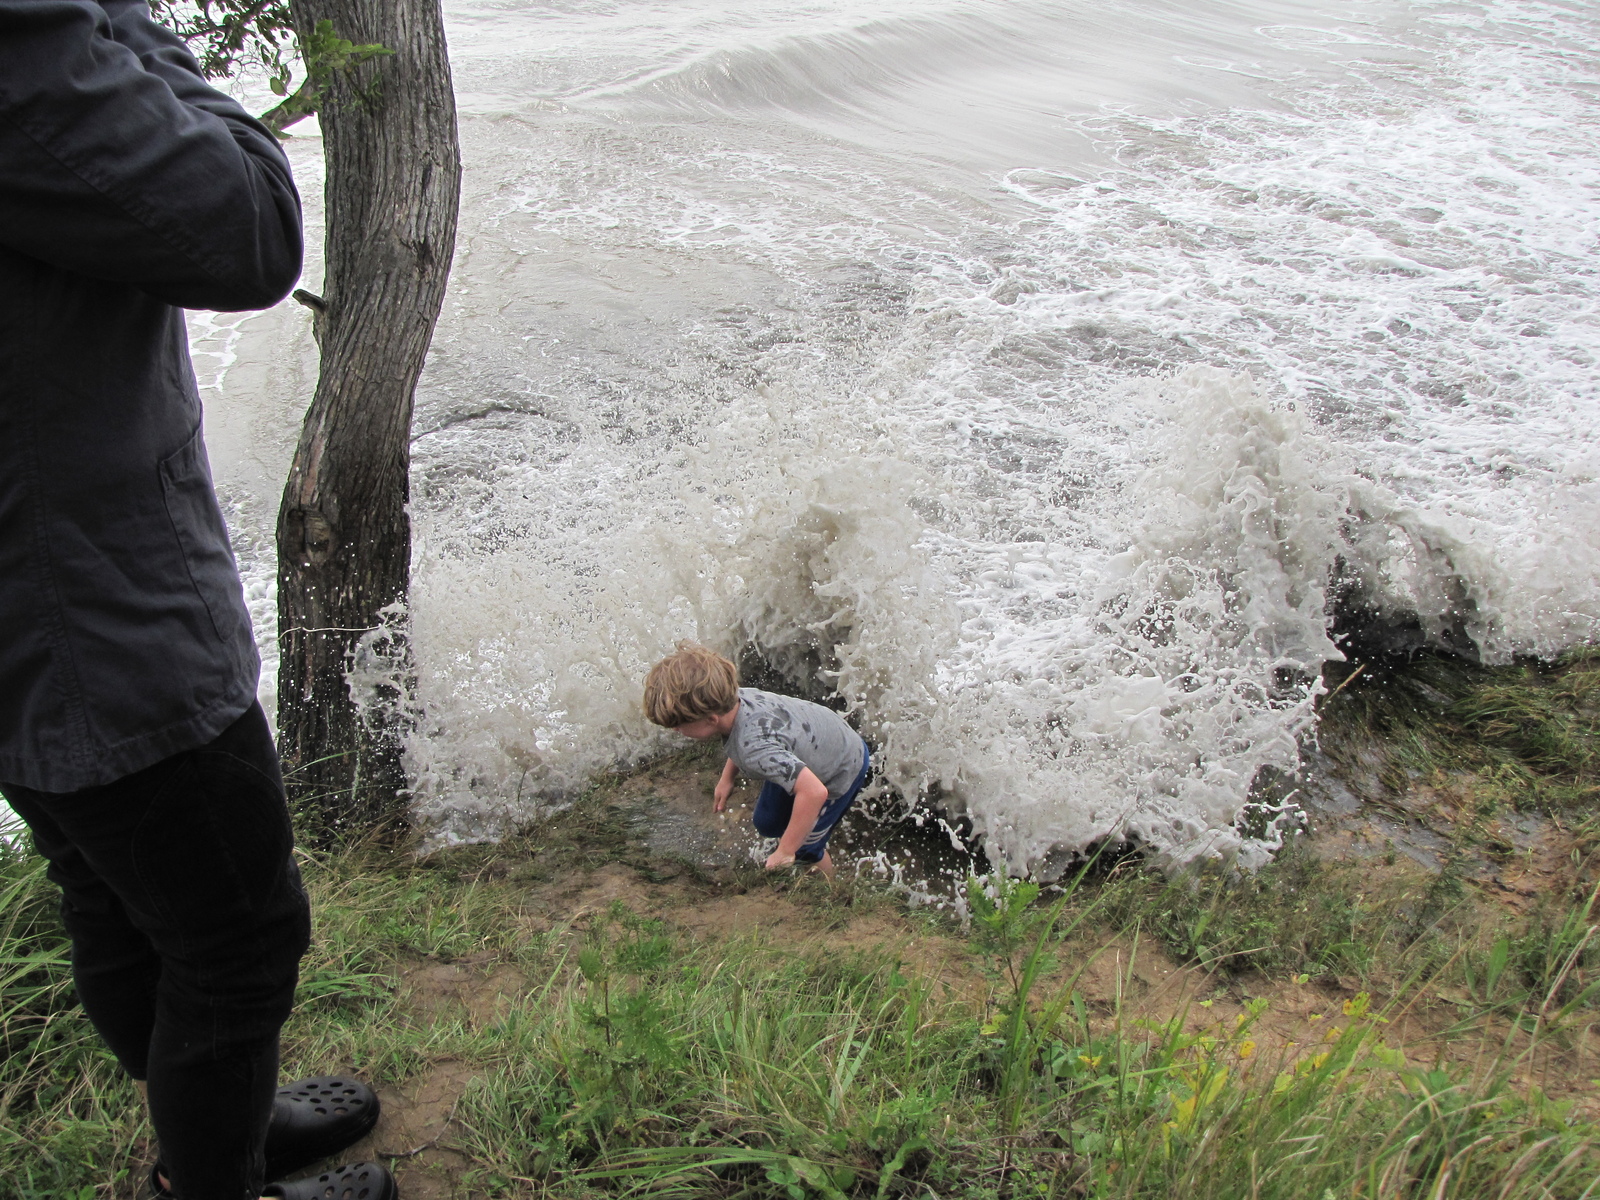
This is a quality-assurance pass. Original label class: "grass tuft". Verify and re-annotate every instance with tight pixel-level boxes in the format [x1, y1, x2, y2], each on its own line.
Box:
[0, 834, 143, 1200]
[1320, 648, 1600, 815]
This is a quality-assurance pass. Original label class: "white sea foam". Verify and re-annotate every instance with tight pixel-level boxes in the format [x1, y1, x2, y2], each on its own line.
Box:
[192, 0, 1600, 872]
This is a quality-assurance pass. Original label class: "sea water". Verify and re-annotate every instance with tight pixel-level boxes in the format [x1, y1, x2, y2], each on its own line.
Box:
[193, 0, 1600, 873]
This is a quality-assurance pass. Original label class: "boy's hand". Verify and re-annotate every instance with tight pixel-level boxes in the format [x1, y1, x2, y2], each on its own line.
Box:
[765, 849, 796, 871]
[713, 757, 738, 812]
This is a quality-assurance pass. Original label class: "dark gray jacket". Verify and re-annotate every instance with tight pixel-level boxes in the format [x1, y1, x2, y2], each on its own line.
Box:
[0, 0, 302, 791]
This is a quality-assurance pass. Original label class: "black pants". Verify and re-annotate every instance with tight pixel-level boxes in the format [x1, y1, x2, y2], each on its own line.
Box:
[1, 702, 310, 1200]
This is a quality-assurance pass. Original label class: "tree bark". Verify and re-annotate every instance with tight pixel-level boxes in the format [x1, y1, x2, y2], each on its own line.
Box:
[276, 0, 460, 837]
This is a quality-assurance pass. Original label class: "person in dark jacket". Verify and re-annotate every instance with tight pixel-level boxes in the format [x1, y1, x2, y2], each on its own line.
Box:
[0, 3, 392, 1197]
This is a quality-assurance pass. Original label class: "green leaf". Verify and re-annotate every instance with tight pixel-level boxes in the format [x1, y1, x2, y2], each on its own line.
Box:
[615, 934, 673, 974]
[877, 1137, 930, 1200]
[1487, 936, 1510, 991]
[293, 965, 391, 1007]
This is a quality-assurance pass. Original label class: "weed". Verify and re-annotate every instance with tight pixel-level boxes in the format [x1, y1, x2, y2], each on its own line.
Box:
[1090, 840, 1399, 979]
[0, 834, 145, 1200]
[1320, 649, 1600, 815]
[1514, 881, 1600, 1016]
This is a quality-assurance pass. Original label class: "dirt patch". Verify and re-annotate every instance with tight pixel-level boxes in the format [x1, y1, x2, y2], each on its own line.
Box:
[316, 1058, 481, 1200]
[666, 883, 985, 999]
[1301, 652, 1600, 905]
[524, 859, 676, 924]
[401, 953, 529, 1028]
[1304, 757, 1592, 909]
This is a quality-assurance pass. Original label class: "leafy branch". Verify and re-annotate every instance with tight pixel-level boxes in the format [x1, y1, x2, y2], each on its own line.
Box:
[149, 3, 391, 136]
[149, 0, 296, 81]
[258, 20, 393, 135]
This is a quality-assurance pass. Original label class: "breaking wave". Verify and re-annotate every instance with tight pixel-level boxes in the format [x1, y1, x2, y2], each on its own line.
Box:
[188, 0, 1600, 874]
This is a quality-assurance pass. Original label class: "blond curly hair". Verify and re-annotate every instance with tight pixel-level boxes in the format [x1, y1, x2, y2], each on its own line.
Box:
[642, 642, 739, 727]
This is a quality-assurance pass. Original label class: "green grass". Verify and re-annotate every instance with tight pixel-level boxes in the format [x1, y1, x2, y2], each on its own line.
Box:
[1319, 647, 1600, 815]
[0, 837, 143, 1200]
[3, 824, 1596, 1200]
[1086, 842, 1407, 980]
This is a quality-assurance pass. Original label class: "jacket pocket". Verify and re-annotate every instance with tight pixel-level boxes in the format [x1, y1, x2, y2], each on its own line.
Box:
[160, 426, 246, 644]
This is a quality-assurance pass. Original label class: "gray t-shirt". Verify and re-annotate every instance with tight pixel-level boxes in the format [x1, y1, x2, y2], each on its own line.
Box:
[724, 688, 867, 799]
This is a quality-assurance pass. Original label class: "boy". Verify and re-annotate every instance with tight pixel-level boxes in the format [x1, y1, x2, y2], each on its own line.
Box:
[644, 644, 870, 879]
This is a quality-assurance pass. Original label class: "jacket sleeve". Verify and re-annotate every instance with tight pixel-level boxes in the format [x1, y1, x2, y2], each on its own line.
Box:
[0, 0, 302, 311]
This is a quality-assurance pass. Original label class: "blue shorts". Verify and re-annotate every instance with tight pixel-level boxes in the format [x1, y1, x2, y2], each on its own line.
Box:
[751, 744, 870, 863]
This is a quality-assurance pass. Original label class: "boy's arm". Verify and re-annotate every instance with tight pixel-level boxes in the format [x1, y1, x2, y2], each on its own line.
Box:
[766, 768, 829, 869]
[712, 758, 738, 813]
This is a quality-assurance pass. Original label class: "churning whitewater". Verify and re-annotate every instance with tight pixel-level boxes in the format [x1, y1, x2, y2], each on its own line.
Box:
[192, 0, 1600, 873]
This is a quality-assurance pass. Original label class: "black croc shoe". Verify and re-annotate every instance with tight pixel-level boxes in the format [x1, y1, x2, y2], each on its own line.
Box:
[265, 1161, 398, 1200]
[265, 1076, 382, 1180]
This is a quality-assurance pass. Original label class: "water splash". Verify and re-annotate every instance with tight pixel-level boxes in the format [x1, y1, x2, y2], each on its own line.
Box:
[195, 0, 1600, 877]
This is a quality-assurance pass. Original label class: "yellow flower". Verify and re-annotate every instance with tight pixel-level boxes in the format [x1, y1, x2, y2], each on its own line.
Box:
[1237, 1040, 1256, 1060]
[1307, 1013, 1323, 1022]
[1168, 1069, 1229, 1137]
[1078, 1054, 1103, 1070]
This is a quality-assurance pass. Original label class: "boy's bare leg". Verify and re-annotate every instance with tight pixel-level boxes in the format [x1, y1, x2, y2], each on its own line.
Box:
[809, 850, 836, 879]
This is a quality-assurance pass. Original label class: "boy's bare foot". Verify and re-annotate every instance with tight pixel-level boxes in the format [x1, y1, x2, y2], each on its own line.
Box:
[809, 850, 836, 879]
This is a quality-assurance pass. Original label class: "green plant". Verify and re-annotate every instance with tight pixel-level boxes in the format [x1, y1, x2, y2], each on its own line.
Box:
[0, 834, 144, 1200]
[1093, 844, 1391, 980]
[150, 4, 392, 136]
[148, 0, 297, 85]
[7, 797, 1599, 1200]
[569, 907, 684, 1136]
[966, 874, 1082, 1133]
[1461, 933, 1531, 1020]
[1515, 881, 1600, 1017]
[267, 19, 392, 129]
[1320, 649, 1600, 816]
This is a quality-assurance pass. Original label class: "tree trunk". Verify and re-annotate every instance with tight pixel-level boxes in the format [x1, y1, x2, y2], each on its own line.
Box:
[276, 0, 460, 837]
